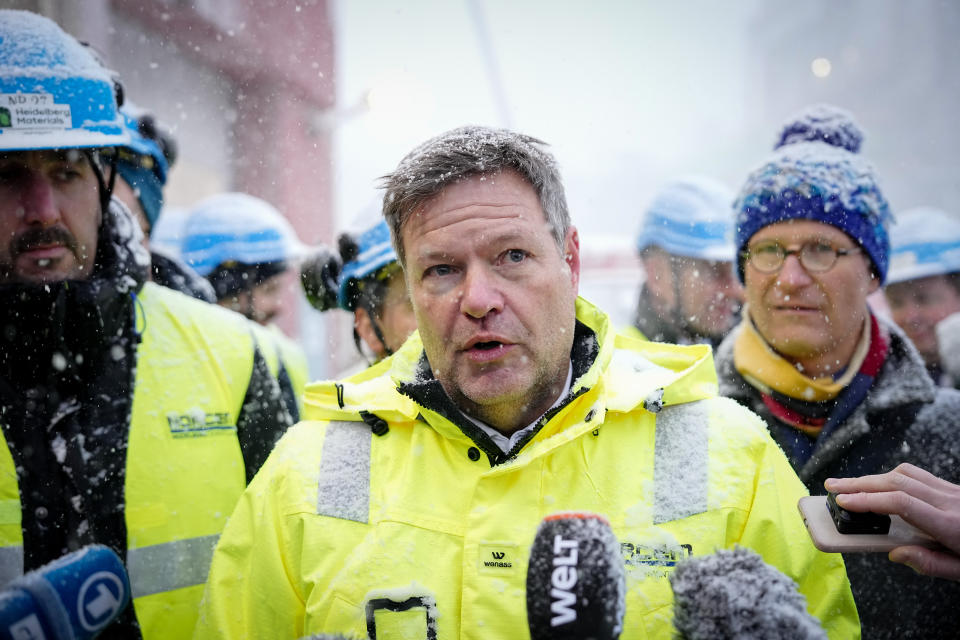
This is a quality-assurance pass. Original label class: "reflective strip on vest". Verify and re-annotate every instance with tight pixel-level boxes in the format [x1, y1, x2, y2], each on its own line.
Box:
[127, 534, 219, 599]
[0, 545, 23, 586]
[653, 402, 709, 524]
[316, 421, 371, 523]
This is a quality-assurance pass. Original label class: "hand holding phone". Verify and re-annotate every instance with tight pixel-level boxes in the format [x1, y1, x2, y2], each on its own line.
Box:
[798, 494, 939, 553]
[820, 464, 960, 580]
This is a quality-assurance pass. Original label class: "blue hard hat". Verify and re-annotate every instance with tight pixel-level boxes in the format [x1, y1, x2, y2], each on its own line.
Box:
[118, 107, 168, 183]
[181, 192, 304, 277]
[888, 207, 960, 284]
[0, 10, 128, 151]
[637, 175, 736, 262]
[337, 219, 398, 310]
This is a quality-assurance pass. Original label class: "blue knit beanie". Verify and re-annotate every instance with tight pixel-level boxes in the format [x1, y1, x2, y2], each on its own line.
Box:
[734, 104, 892, 284]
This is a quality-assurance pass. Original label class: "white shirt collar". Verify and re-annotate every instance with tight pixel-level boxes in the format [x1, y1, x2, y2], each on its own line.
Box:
[465, 363, 574, 454]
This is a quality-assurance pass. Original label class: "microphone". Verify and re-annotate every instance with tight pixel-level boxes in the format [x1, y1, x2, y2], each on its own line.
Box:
[669, 546, 825, 640]
[0, 545, 131, 640]
[526, 512, 626, 640]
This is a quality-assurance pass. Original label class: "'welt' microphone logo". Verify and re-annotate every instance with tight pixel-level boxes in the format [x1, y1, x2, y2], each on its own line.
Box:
[549, 535, 579, 626]
[526, 512, 626, 640]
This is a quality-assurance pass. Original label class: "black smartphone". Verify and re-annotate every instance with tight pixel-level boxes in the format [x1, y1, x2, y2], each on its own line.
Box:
[826, 492, 890, 534]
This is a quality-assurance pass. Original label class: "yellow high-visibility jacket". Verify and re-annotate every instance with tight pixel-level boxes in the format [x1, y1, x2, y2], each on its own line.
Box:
[196, 298, 859, 639]
[0, 283, 261, 638]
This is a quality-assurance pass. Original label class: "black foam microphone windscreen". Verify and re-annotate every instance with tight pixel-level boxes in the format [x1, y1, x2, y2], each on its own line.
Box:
[526, 511, 626, 640]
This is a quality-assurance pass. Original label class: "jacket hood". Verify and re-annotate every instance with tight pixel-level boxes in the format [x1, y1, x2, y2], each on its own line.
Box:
[304, 297, 720, 425]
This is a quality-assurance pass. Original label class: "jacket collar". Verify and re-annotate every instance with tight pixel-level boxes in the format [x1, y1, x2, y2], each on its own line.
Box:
[717, 313, 936, 412]
[306, 296, 719, 424]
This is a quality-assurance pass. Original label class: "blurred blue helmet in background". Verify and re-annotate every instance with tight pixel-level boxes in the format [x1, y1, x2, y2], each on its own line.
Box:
[888, 207, 960, 284]
[181, 192, 304, 277]
[337, 219, 398, 311]
[637, 175, 736, 262]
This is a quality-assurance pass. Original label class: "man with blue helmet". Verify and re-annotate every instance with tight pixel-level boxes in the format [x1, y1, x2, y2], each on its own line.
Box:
[885, 207, 960, 386]
[181, 191, 310, 412]
[113, 105, 216, 302]
[629, 176, 742, 348]
[0, 11, 292, 638]
[301, 217, 417, 364]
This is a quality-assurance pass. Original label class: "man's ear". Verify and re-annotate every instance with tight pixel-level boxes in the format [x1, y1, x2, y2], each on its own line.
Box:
[564, 226, 581, 293]
[354, 307, 387, 359]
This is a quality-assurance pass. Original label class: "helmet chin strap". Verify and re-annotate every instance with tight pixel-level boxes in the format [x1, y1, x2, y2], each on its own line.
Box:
[83, 149, 118, 215]
[354, 301, 393, 364]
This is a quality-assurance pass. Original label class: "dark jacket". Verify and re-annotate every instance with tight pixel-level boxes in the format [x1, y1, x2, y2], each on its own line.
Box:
[150, 247, 216, 303]
[0, 200, 292, 638]
[716, 316, 960, 640]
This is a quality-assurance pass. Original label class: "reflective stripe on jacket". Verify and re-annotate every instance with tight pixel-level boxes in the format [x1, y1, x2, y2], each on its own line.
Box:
[196, 297, 859, 639]
[0, 282, 252, 639]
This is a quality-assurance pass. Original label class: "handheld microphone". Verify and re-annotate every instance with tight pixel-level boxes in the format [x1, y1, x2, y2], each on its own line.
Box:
[525, 511, 626, 640]
[0, 545, 131, 640]
[669, 546, 826, 640]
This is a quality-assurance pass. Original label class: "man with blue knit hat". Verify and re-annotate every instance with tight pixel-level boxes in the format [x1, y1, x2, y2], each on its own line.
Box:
[715, 103, 960, 639]
[628, 175, 742, 348]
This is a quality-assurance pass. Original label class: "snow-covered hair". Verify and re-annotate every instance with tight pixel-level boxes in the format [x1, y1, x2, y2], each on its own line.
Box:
[379, 126, 570, 267]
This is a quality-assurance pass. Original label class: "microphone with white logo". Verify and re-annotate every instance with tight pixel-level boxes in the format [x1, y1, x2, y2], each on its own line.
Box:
[525, 512, 626, 640]
[0, 545, 131, 640]
[668, 546, 826, 640]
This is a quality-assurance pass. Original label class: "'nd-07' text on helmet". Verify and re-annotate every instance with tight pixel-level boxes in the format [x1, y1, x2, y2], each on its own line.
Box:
[0, 10, 129, 214]
[636, 175, 736, 262]
[888, 207, 960, 285]
[0, 10, 128, 152]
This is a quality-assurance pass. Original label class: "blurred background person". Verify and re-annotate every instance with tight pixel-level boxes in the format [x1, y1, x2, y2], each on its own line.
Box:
[301, 217, 417, 371]
[885, 207, 960, 387]
[627, 175, 742, 348]
[113, 104, 216, 302]
[181, 192, 309, 415]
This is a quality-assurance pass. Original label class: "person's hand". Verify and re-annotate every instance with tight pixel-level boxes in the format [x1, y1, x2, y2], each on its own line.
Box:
[825, 463, 960, 580]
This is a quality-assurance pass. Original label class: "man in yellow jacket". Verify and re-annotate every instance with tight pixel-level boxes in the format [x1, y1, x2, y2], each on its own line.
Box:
[0, 12, 292, 638]
[197, 126, 859, 639]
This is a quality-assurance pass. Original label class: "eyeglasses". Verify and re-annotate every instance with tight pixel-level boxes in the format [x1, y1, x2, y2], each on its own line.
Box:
[741, 241, 862, 273]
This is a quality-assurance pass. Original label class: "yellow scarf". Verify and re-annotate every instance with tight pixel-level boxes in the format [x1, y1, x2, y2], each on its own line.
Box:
[733, 312, 870, 402]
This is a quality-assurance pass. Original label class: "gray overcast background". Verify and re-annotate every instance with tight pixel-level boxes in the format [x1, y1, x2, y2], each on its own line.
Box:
[332, 0, 960, 242]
